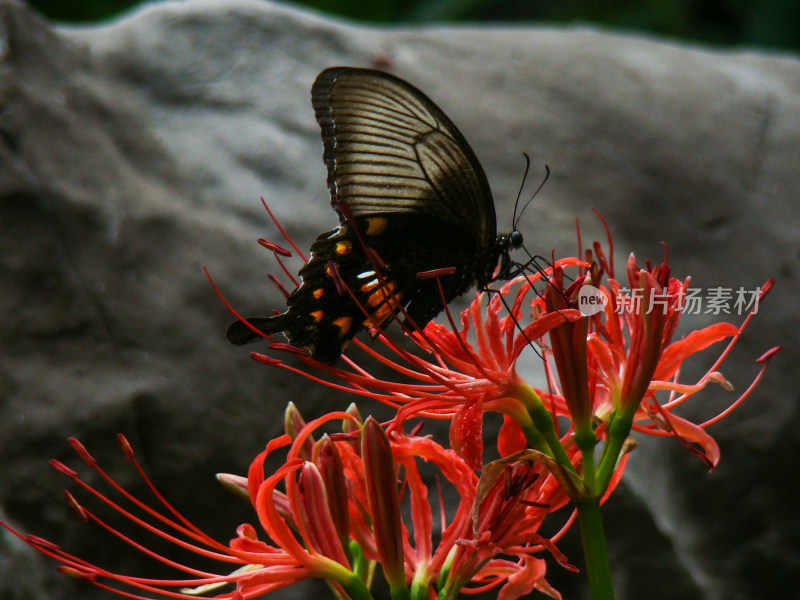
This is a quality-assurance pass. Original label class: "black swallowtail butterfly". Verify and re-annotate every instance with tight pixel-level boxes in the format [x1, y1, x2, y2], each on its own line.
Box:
[228, 67, 523, 363]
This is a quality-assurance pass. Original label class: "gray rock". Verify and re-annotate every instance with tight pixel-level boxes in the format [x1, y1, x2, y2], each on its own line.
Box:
[0, 0, 796, 599]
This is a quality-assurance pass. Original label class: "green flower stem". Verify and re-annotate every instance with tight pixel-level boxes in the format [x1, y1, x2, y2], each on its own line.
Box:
[338, 570, 377, 600]
[595, 411, 634, 494]
[518, 385, 575, 473]
[437, 584, 457, 600]
[409, 567, 431, 600]
[525, 392, 578, 477]
[348, 540, 371, 585]
[575, 429, 598, 493]
[576, 500, 616, 600]
[518, 419, 551, 455]
[435, 546, 457, 600]
[390, 586, 411, 600]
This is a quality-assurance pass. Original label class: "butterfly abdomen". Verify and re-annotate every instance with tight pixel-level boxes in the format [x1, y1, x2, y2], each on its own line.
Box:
[226, 314, 289, 345]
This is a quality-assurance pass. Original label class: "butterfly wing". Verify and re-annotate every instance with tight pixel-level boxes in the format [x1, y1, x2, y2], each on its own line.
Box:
[228, 68, 500, 363]
[229, 223, 389, 364]
[311, 67, 497, 254]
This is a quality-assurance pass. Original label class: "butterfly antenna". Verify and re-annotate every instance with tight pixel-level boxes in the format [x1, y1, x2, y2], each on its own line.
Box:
[512, 153, 532, 227]
[515, 164, 550, 229]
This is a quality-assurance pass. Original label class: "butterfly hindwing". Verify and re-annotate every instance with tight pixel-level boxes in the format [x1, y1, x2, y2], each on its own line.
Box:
[227, 224, 372, 363]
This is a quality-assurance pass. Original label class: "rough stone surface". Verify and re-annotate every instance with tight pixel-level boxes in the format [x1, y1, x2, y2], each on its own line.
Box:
[0, 1, 797, 599]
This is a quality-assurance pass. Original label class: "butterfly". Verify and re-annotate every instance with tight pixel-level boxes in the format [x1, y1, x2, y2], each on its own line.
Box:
[227, 67, 523, 364]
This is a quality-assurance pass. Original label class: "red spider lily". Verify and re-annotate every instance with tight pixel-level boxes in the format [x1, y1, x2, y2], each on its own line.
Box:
[0, 434, 363, 600]
[248, 408, 575, 600]
[210, 203, 586, 471]
[1, 411, 576, 600]
[217, 207, 778, 494]
[558, 240, 778, 489]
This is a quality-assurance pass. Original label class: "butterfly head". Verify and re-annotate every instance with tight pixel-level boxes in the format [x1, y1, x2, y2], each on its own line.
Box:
[507, 229, 524, 250]
[492, 229, 524, 282]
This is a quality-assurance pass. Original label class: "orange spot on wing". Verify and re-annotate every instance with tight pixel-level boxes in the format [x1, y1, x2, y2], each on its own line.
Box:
[361, 280, 379, 292]
[332, 316, 353, 338]
[366, 281, 397, 307]
[365, 217, 387, 236]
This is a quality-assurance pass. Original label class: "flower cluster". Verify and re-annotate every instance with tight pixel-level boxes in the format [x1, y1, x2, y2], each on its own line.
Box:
[1, 208, 778, 600]
[233, 213, 775, 497]
[2, 410, 575, 600]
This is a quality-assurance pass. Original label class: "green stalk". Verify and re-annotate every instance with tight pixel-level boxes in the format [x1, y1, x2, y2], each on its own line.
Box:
[338, 571, 377, 600]
[576, 430, 598, 494]
[520, 386, 578, 477]
[576, 500, 616, 600]
[595, 412, 634, 493]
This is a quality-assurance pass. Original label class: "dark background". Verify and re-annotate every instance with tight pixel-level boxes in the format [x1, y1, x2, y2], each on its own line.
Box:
[28, 0, 800, 53]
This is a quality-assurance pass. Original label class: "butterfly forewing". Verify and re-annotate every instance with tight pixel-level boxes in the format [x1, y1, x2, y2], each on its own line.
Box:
[312, 67, 496, 248]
